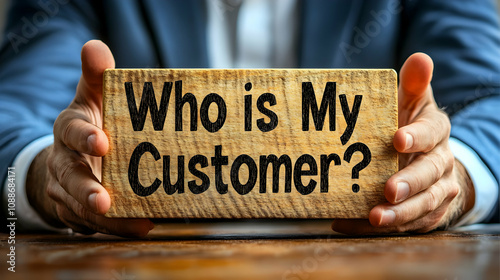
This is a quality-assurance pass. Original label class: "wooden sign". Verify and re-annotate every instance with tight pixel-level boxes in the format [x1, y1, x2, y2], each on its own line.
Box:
[102, 69, 397, 219]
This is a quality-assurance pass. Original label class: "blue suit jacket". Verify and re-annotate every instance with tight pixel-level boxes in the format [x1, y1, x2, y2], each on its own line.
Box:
[1, 0, 499, 223]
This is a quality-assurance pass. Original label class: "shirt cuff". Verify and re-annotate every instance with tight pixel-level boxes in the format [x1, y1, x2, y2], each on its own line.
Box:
[2, 135, 71, 233]
[449, 137, 498, 227]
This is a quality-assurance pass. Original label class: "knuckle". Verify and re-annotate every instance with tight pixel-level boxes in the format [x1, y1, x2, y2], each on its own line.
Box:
[410, 218, 438, 234]
[73, 203, 88, 219]
[420, 137, 435, 153]
[46, 184, 57, 200]
[434, 110, 451, 135]
[439, 110, 451, 135]
[53, 111, 65, 135]
[54, 109, 71, 139]
[430, 126, 441, 150]
[57, 159, 86, 187]
[57, 160, 76, 185]
[62, 119, 78, 149]
[55, 204, 68, 222]
[55, 109, 89, 149]
[414, 125, 435, 153]
[70, 221, 96, 235]
[448, 183, 459, 199]
[394, 225, 407, 233]
[423, 217, 443, 232]
[420, 111, 450, 153]
[425, 189, 440, 214]
[55, 202, 97, 234]
[411, 173, 424, 194]
[424, 192, 435, 214]
[415, 226, 434, 233]
[47, 160, 56, 177]
[427, 153, 445, 180]
[46, 179, 66, 205]
[91, 220, 110, 235]
[77, 211, 108, 234]
[46, 150, 58, 177]
[445, 153, 454, 172]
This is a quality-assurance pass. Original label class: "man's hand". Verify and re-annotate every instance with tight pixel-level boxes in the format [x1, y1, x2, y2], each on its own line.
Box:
[332, 53, 475, 234]
[26, 40, 153, 237]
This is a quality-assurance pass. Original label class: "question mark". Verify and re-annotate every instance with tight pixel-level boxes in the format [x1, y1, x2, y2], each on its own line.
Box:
[343, 142, 371, 193]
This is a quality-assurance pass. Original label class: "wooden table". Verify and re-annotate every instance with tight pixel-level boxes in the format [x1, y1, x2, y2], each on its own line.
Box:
[1, 221, 499, 280]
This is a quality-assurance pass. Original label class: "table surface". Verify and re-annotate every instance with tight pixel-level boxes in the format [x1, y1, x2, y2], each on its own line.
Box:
[1, 220, 499, 280]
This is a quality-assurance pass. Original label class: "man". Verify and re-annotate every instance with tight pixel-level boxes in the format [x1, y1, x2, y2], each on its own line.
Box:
[1, 0, 499, 236]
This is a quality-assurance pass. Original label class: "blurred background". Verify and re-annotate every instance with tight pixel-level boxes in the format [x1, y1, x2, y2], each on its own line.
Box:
[1, 1, 7, 43]
[0, 0, 500, 45]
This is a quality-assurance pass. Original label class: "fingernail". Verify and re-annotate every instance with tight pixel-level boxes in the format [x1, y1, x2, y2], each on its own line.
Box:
[396, 181, 410, 203]
[88, 193, 98, 213]
[380, 210, 396, 226]
[87, 134, 96, 153]
[405, 133, 413, 151]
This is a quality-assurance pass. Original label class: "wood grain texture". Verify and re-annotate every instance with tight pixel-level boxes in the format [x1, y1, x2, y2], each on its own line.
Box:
[102, 69, 397, 218]
[1, 223, 498, 280]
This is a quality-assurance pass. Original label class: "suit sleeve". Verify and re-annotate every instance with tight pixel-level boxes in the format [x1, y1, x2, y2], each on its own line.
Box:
[399, 0, 500, 222]
[0, 0, 101, 223]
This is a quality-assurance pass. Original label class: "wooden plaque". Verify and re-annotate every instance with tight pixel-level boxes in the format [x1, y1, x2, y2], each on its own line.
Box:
[102, 69, 397, 218]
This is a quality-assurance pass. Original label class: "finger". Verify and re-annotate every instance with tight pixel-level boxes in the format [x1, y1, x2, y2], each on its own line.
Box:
[370, 181, 454, 227]
[398, 53, 434, 125]
[54, 111, 108, 156]
[398, 211, 448, 234]
[57, 201, 153, 237]
[49, 180, 98, 234]
[332, 220, 396, 235]
[385, 147, 454, 204]
[56, 204, 97, 235]
[76, 40, 115, 106]
[400, 53, 433, 96]
[50, 150, 110, 215]
[60, 203, 153, 237]
[393, 110, 450, 153]
[332, 216, 440, 235]
[50, 183, 154, 237]
[85, 215, 153, 237]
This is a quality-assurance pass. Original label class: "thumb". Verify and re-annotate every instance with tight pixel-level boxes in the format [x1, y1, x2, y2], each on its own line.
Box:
[62, 40, 114, 156]
[398, 52, 434, 110]
[77, 40, 115, 105]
